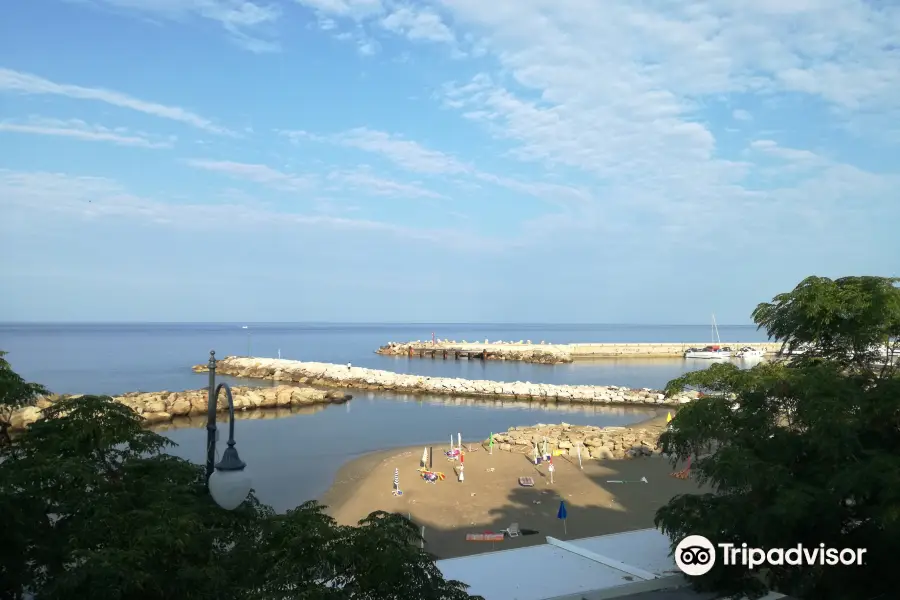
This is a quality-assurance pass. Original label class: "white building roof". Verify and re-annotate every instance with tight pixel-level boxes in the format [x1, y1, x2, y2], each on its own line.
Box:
[436, 528, 685, 600]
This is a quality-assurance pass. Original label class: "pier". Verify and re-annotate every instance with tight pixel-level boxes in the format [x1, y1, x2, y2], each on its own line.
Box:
[377, 340, 784, 363]
[191, 357, 701, 406]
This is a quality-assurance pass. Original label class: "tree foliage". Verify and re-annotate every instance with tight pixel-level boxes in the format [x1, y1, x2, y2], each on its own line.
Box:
[656, 276, 900, 599]
[0, 350, 48, 446]
[0, 361, 479, 600]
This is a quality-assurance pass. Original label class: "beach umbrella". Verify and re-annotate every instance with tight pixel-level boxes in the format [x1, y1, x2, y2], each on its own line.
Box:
[606, 476, 648, 484]
[392, 468, 402, 496]
[489, 432, 494, 455]
[557, 500, 567, 535]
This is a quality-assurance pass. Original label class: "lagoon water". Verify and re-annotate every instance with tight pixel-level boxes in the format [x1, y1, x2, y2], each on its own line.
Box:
[0, 322, 769, 510]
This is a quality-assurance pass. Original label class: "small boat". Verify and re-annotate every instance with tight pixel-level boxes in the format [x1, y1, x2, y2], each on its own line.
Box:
[685, 314, 731, 359]
[735, 346, 765, 359]
[685, 345, 732, 359]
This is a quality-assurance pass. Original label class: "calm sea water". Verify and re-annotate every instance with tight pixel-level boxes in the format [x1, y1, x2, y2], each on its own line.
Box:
[0, 322, 768, 510]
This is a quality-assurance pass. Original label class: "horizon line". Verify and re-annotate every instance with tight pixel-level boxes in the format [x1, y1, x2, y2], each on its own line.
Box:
[0, 320, 761, 327]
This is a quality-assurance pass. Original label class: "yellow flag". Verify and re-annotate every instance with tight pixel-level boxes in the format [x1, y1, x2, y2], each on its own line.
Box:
[666, 412, 673, 423]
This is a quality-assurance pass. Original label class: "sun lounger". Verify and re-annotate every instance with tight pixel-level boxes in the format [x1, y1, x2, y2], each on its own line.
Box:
[500, 523, 520, 538]
[518, 477, 534, 487]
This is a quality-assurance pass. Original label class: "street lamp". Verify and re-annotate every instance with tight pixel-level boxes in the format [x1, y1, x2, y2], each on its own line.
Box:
[206, 350, 251, 510]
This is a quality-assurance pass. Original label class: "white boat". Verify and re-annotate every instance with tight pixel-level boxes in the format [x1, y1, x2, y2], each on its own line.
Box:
[685, 314, 732, 359]
[735, 346, 765, 359]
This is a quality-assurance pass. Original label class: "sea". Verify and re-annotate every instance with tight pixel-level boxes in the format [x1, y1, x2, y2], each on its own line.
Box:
[0, 322, 769, 511]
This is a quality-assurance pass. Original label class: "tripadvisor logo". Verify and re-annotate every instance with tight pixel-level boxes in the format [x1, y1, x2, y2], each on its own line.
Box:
[674, 535, 867, 576]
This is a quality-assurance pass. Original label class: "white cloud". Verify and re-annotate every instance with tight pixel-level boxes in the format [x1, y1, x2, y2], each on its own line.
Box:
[732, 109, 752, 121]
[185, 159, 314, 191]
[0, 117, 173, 148]
[381, 7, 455, 43]
[419, 0, 899, 240]
[282, 127, 594, 208]
[750, 139, 825, 167]
[293, 0, 384, 19]
[186, 155, 446, 200]
[327, 169, 447, 199]
[297, 127, 469, 174]
[0, 169, 498, 249]
[0, 68, 232, 135]
[71, 0, 282, 53]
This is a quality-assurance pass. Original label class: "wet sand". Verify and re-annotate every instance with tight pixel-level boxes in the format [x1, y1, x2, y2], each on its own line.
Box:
[318, 415, 706, 559]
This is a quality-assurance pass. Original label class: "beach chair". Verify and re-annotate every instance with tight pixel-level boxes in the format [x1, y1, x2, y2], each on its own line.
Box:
[500, 522, 520, 538]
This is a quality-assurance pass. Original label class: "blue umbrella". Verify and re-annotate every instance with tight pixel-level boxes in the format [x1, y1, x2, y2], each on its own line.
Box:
[557, 500, 567, 535]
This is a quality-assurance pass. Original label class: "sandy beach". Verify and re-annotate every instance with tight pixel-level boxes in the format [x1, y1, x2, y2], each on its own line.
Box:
[319, 415, 706, 559]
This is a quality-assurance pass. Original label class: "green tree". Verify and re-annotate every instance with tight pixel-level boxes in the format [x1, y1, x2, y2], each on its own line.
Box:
[655, 276, 900, 599]
[0, 385, 478, 599]
[0, 351, 48, 447]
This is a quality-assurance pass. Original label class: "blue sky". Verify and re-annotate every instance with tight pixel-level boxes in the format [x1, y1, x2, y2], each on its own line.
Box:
[1, 0, 898, 324]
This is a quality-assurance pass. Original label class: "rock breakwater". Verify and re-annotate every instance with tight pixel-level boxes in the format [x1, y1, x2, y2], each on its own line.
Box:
[485, 421, 666, 460]
[8, 385, 352, 431]
[192, 357, 699, 406]
[377, 340, 572, 364]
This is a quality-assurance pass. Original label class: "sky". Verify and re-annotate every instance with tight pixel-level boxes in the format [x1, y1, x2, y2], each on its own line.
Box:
[1, 0, 898, 324]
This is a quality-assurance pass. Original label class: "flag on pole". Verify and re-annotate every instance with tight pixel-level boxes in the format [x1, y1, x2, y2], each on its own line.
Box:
[557, 500, 567, 535]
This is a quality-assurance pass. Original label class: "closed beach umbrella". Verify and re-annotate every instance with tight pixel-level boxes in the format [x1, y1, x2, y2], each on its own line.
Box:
[422, 447, 428, 467]
[393, 468, 401, 496]
[458, 432, 461, 451]
[489, 432, 494, 455]
[576, 442, 583, 469]
[557, 500, 567, 535]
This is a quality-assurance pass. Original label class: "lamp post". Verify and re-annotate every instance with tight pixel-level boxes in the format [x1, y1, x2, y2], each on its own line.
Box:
[206, 350, 252, 510]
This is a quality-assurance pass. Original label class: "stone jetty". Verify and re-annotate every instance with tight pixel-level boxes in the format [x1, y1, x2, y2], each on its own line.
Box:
[378, 340, 783, 362]
[7, 385, 352, 432]
[484, 422, 667, 460]
[191, 356, 700, 406]
[377, 341, 572, 363]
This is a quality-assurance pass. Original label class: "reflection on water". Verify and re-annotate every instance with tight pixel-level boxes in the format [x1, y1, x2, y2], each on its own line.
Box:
[160, 389, 662, 513]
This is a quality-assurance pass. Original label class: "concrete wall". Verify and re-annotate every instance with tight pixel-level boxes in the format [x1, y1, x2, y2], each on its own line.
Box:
[569, 342, 782, 358]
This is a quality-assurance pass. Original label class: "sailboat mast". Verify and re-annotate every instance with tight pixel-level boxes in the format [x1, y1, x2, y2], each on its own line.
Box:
[712, 314, 722, 345]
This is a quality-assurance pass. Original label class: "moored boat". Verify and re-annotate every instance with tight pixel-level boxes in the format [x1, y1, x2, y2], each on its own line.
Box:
[684, 314, 731, 359]
[735, 346, 765, 359]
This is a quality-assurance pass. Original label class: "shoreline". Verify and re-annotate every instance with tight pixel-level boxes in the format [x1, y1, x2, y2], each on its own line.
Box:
[7, 385, 352, 432]
[192, 357, 700, 407]
[316, 414, 700, 560]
